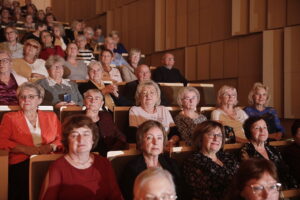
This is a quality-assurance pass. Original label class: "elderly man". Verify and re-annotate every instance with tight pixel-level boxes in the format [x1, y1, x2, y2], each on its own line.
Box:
[122, 64, 168, 106]
[133, 168, 177, 200]
[0, 50, 27, 105]
[153, 53, 187, 85]
[102, 36, 130, 67]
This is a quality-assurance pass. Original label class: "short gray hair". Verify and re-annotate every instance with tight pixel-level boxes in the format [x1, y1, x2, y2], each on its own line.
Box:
[87, 61, 103, 73]
[177, 86, 200, 108]
[135, 80, 161, 106]
[83, 89, 103, 101]
[217, 85, 238, 106]
[17, 82, 45, 100]
[45, 55, 65, 70]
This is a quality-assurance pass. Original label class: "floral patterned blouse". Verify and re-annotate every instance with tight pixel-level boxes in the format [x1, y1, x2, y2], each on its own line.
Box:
[240, 142, 298, 189]
[183, 151, 239, 200]
[174, 113, 207, 146]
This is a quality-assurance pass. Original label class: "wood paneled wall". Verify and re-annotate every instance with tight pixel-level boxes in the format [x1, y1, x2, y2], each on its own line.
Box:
[52, 0, 300, 118]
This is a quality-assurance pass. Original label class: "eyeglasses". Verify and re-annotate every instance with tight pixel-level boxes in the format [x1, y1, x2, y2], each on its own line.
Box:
[144, 193, 177, 200]
[5, 31, 15, 35]
[206, 132, 223, 139]
[249, 183, 282, 195]
[182, 96, 197, 101]
[85, 96, 102, 101]
[26, 43, 39, 49]
[141, 91, 156, 97]
[19, 95, 39, 100]
[0, 58, 10, 65]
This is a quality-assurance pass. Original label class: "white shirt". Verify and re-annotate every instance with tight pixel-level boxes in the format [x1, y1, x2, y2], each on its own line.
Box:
[24, 115, 42, 147]
[27, 59, 49, 77]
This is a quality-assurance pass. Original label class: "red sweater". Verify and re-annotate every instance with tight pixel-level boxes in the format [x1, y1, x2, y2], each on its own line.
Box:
[39, 45, 65, 60]
[42, 155, 123, 200]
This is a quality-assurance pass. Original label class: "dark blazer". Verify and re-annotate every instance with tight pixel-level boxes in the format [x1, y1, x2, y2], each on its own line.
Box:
[120, 154, 188, 200]
[152, 66, 187, 86]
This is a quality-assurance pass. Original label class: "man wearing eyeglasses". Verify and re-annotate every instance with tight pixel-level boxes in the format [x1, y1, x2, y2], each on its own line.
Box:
[0, 50, 27, 105]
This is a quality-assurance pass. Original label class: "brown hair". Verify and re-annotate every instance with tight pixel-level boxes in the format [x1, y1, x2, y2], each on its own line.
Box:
[136, 120, 167, 151]
[62, 114, 99, 152]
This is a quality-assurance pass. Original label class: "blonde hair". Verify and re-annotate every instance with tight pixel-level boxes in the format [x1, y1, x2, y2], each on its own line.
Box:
[135, 80, 161, 106]
[248, 82, 270, 106]
[217, 85, 238, 106]
[177, 86, 200, 108]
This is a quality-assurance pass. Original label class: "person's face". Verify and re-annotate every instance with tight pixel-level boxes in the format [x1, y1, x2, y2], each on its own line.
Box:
[135, 176, 176, 200]
[250, 120, 269, 143]
[0, 53, 11, 73]
[41, 32, 53, 46]
[253, 88, 268, 106]
[46, 15, 54, 23]
[38, 10, 45, 19]
[130, 52, 141, 65]
[241, 172, 280, 200]
[101, 51, 113, 65]
[53, 27, 61, 37]
[76, 38, 87, 50]
[140, 85, 158, 108]
[75, 22, 83, 32]
[294, 128, 300, 146]
[88, 64, 103, 82]
[181, 91, 198, 110]
[27, 6, 34, 15]
[2, 9, 10, 18]
[142, 127, 164, 157]
[25, 15, 33, 23]
[105, 38, 115, 51]
[111, 34, 120, 43]
[18, 88, 42, 111]
[136, 65, 151, 82]
[48, 62, 64, 80]
[24, 41, 40, 57]
[162, 54, 175, 68]
[5, 28, 17, 42]
[201, 127, 223, 154]
[95, 29, 102, 36]
[68, 126, 94, 154]
[84, 30, 93, 40]
[84, 91, 103, 111]
[67, 43, 78, 57]
[220, 88, 237, 106]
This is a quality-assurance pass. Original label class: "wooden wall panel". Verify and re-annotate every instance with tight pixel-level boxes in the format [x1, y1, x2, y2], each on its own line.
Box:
[284, 26, 300, 118]
[249, 0, 266, 33]
[106, 10, 114, 34]
[176, 0, 187, 48]
[210, 41, 224, 79]
[185, 47, 197, 81]
[127, 2, 137, 49]
[211, 0, 232, 41]
[267, 0, 286, 29]
[238, 34, 263, 105]
[121, 5, 129, 49]
[287, 0, 300, 26]
[113, 7, 122, 34]
[223, 39, 238, 78]
[197, 44, 210, 80]
[232, 0, 249, 36]
[263, 29, 283, 117]
[187, 0, 200, 45]
[165, 0, 176, 50]
[199, 0, 212, 43]
[155, 0, 166, 51]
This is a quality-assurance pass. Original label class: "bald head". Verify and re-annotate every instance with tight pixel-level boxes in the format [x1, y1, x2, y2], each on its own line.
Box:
[161, 53, 175, 69]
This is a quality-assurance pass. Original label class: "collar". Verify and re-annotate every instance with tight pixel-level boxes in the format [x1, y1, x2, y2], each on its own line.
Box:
[47, 77, 71, 87]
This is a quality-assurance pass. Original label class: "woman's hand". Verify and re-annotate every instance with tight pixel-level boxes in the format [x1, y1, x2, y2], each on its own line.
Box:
[38, 144, 53, 154]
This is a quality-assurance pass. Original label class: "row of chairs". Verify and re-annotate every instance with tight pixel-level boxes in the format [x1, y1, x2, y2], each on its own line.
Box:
[1, 140, 298, 200]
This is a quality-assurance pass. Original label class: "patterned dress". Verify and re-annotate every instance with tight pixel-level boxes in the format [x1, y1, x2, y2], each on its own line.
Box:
[240, 142, 298, 189]
[183, 151, 239, 200]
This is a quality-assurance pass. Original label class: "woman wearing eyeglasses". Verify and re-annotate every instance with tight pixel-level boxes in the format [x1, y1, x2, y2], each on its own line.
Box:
[0, 82, 62, 200]
[240, 116, 298, 190]
[226, 158, 282, 200]
[183, 120, 239, 200]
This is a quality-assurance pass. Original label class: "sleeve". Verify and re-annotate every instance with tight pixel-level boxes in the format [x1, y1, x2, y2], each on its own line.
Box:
[49, 113, 63, 148]
[129, 107, 139, 127]
[270, 108, 284, 133]
[0, 113, 18, 150]
[165, 108, 175, 127]
[211, 109, 221, 121]
[174, 115, 189, 140]
[119, 66, 131, 82]
[72, 82, 83, 106]
[120, 56, 130, 67]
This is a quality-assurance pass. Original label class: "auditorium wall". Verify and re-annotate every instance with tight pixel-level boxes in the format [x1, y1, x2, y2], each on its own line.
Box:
[52, 0, 300, 119]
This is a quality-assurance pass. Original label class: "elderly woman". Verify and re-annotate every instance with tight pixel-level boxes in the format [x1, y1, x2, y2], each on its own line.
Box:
[0, 82, 62, 200]
[121, 120, 184, 200]
[39, 30, 65, 61]
[283, 120, 300, 183]
[64, 42, 88, 80]
[23, 14, 35, 31]
[12, 38, 48, 80]
[53, 23, 68, 51]
[110, 30, 128, 54]
[119, 48, 141, 82]
[175, 87, 207, 146]
[40, 115, 123, 200]
[100, 48, 123, 83]
[133, 168, 177, 200]
[226, 158, 282, 200]
[183, 120, 239, 200]
[0, 50, 27, 105]
[211, 85, 249, 143]
[83, 89, 128, 156]
[244, 82, 284, 141]
[75, 34, 95, 65]
[129, 80, 179, 144]
[78, 61, 129, 111]
[37, 55, 83, 108]
[240, 116, 298, 189]
[0, 26, 23, 58]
